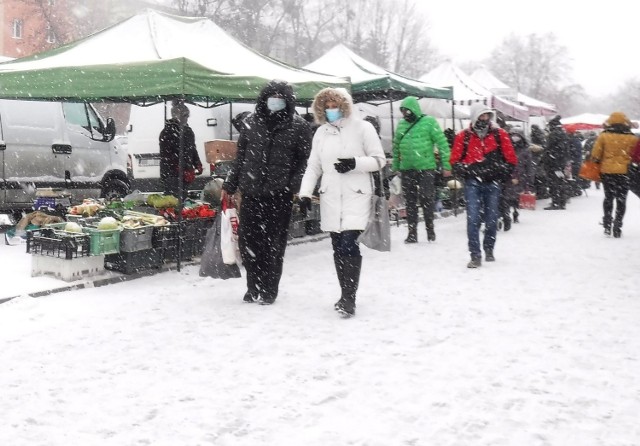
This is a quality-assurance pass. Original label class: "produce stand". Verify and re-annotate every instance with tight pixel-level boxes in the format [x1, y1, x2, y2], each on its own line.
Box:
[25, 196, 217, 281]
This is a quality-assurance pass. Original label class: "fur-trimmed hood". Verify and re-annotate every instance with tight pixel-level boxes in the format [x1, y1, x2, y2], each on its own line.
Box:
[312, 87, 353, 125]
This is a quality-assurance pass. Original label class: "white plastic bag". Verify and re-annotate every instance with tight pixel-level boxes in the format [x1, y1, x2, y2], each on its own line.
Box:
[220, 206, 241, 265]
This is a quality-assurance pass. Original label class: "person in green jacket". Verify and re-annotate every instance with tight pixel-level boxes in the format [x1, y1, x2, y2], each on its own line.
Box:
[392, 96, 451, 243]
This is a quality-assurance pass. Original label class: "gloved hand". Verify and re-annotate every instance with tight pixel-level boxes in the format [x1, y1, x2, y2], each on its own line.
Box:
[334, 158, 356, 174]
[298, 197, 312, 217]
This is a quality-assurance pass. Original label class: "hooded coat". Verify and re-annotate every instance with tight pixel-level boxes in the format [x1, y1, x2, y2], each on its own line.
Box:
[450, 104, 517, 171]
[299, 88, 385, 232]
[223, 80, 312, 197]
[591, 112, 638, 175]
[392, 96, 451, 171]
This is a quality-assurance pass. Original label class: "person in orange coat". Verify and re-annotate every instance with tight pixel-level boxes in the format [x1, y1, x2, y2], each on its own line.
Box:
[591, 111, 638, 237]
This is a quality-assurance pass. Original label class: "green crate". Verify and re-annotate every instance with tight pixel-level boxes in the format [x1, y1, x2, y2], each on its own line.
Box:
[83, 226, 121, 256]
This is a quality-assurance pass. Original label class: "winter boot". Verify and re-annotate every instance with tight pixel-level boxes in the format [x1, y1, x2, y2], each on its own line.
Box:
[513, 209, 519, 224]
[485, 250, 495, 262]
[405, 225, 418, 244]
[335, 256, 361, 317]
[603, 215, 612, 236]
[502, 215, 511, 232]
[426, 221, 436, 242]
[467, 256, 482, 268]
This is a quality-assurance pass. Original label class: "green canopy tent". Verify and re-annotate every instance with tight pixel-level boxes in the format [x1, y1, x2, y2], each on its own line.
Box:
[0, 9, 349, 270]
[303, 44, 453, 142]
[0, 10, 349, 103]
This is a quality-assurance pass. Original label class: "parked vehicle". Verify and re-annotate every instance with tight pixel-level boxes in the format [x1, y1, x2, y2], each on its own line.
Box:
[0, 99, 128, 221]
[124, 102, 254, 193]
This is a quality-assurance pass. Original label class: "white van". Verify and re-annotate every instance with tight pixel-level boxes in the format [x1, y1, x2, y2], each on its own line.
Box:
[124, 102, 255, 190]
[0, 99, 128, 218]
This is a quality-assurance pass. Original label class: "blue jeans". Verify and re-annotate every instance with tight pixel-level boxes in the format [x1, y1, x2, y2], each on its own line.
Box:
[464, 178, 501, 259]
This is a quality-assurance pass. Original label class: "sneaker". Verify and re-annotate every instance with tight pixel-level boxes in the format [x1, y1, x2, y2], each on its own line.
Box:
[467, 257, 482, 268]
[485, 251, 495, 262]
[257, 296, 276, 305]
[243, 291, 258, 303]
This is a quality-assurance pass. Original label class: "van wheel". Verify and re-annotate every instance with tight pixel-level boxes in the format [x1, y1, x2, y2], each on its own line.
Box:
[102, 179, 129, 200]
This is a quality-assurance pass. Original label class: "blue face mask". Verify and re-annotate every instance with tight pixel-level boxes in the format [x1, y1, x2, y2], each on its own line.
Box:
[325, 108, 342, 123]
[267, 97, 286, 112]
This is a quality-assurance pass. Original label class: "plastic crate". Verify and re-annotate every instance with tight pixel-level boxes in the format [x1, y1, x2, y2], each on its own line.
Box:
[104, 248, 163, 274]
[26, 228, 91, 259]
[83, 227, 121, 256]
[152, 221, 198, 262]
[32, 254, 105, 282]
[120, 225, 154, 252]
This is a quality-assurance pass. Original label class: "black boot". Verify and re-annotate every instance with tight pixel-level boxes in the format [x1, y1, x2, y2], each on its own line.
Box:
[603, 215, 612, 236]
[503, 215, 511, 232]
[426, 221, 436, 242]
[513, 210, 519, 223]
[405, 225, 418, 244]
[335, 256, 361, 317]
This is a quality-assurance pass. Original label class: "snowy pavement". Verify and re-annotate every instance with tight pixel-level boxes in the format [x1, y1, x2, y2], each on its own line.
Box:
[1, 187, 640, 445]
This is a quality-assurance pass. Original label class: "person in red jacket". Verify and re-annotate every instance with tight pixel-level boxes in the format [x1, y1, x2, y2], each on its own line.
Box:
[450, 104, 517, 268]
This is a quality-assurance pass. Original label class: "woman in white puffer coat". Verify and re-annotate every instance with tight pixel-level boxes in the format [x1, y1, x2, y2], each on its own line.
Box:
[298, 88, 385, 317]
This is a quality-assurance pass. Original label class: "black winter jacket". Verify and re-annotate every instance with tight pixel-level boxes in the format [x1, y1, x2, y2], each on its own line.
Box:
[223, 81, 312, 197]
[159, 120, 202, 180]
[543, 125, 569, 172]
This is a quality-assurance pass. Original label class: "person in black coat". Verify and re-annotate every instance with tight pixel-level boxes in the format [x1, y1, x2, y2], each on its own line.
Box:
[159, 102, 203, 199]
[221, 80, 312, 305]
[543, 115, 570, 210]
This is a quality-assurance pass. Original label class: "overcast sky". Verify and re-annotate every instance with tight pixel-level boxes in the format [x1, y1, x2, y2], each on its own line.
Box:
[418, 0, 639, 97]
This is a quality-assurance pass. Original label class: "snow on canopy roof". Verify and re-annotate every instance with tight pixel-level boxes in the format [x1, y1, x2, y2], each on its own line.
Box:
[420, 61, 530, 121]
[470, 67, 557, 117]
[304, 44, 452, 101]
[0, 9, 348, 102]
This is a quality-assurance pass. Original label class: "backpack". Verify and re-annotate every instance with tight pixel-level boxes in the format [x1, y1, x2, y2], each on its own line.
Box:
[453, 128, 513, 182]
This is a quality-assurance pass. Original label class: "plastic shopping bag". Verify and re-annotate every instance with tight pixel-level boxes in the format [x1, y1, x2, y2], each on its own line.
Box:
[220, 203, 241, 265]
[199, 214, 241, 279]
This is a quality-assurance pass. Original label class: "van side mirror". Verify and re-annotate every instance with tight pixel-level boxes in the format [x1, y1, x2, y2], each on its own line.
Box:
[103, 117, 116, 142]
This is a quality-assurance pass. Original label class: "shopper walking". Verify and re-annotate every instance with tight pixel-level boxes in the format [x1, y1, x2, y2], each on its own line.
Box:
[221, 80, 312, 305]
[298, 88, 385, 317]
[590, 111, 638, 237]
[392, 96, 451, 243]
[450, 104, 517, 268]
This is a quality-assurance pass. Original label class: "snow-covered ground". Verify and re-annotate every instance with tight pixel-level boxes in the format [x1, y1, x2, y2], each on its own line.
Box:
[1, 187, 640, 445]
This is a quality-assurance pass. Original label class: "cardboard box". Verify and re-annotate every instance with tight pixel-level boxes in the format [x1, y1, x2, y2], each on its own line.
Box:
[205, 140, 237, 163]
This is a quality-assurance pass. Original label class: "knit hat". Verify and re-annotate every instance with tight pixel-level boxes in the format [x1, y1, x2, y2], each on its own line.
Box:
[605, 111, 631, 127]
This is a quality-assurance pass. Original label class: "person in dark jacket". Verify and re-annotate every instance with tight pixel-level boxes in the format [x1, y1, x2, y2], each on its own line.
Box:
[500, 129, 534, 229]
[221, 80, 312, 305]
[450, 104, 517, 268]
[542, 115, 570, 210]
[159, 102, 203, 199]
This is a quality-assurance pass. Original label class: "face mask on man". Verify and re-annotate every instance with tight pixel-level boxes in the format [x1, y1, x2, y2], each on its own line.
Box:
[325, 108, 343, 123]
[474, 119, 489, 130]
[402, 110, 417, 123]
[267, 97, 286, 112]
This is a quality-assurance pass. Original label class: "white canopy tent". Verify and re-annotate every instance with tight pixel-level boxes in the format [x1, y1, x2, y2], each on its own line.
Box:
[420, 61, 530, 122]
[304, 45, 461, 151]
[470, 67, 557, 117]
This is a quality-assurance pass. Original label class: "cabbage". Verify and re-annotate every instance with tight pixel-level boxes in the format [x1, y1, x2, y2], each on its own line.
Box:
[97, 216, 120, 231]
[64, 222, 83, 233]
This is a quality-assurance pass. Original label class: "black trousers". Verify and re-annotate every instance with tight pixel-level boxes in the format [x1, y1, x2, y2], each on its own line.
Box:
[546, 170, 567, 207]
[601, 173, 630, 228]
[401, 170, 436, 228]
[238, 190, 293, 299]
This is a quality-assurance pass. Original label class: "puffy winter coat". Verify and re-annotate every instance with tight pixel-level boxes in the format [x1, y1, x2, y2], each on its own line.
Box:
[591, 127, 638, 174]
[223, 80, 312, 197]
[299, 117, 385, 233]
[159, 120, 202, 180]
[392, 96, 451, 171]
[543, 125, 570, 172]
